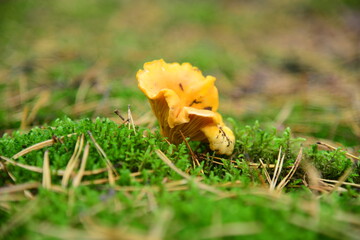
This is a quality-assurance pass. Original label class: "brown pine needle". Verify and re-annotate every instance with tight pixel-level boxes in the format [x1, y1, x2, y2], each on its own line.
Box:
[20, 105, 29, 130]
[127, 104, 136, 134]
[0, 197, 39, 238]
[8, 86, 44, 108]
[107, 168, 116, 186]
[72, 142, 90, 187]
[259, 159, 272, 185]
[74, 67, 96, 106]
[320, 178, 360, 188]
[1, 155, 43, 173]
[61, 134, 84, 188]
[329, 166, 355, 194]
[1, 155, 110, 177]
[80, 177, 117, 186]
[164, 179, 189, 188]
[179, 130, 203, 173]
[80, 171, 151, 186]
[0, 193, 27, 202]
[274, 101, 294, 128]
[201, 222, 261, 239]
[270, 147, 285, 191]
[81, 217, 158, 240]
[0, 182, 40, 195]
[30, 223, 92, 240]
[301, 158, 322, 193]
[316, 141, 359, 162]
[207, 158, 227, 166]
[155, 149, 224, 196]
[12, 133, 76, 159]
[276, 148, 303, 191]
[88, 131, 118, 186]
[26, 90, 50, 125]
[42, 150, 51, 189]
[24, 189, 35, 199]
[200, 154, 279, 169]
[0, 159, 16, 182]
[13, 139, 53, 159]
[148, 209, 172, 240]
[81, 167, 109, 176]
[0, 182, 65, 195]
[146, 189, 158, 212]
[156, 149, 196, 181]
[249, 162, 279, 168]
[114, 109, 129, 123]
[68, 101, 99, 115]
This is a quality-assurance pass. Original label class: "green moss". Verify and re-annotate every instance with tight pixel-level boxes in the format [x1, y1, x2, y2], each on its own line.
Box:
[1, 118, 359, 239]
[307, 144, 357, 181]
[1, 0, 359, 238]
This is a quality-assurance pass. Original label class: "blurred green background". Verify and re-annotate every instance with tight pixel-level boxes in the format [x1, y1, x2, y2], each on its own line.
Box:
[0, 0, 359, 148]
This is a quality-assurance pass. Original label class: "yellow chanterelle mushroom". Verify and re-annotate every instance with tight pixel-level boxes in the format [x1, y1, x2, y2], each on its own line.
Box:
[137, 59, 235, 155]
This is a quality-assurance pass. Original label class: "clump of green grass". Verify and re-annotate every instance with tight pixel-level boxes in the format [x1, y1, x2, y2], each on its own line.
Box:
[1, 117, 359, 239]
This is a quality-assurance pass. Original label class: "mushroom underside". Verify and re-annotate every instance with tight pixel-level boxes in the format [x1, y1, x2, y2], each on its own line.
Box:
[149, 98, 217, 144]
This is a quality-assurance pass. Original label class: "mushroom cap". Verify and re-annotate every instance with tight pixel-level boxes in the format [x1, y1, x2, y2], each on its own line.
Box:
[137, 59, 235, 155]
[137, 59, 219, 127]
